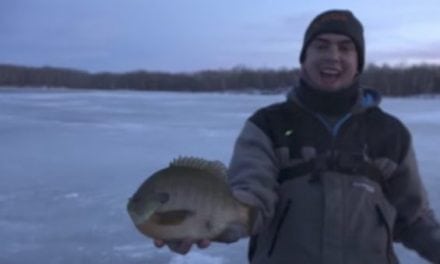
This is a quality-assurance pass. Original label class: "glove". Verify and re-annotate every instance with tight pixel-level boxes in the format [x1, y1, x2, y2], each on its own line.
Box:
[154, 238, 210, 255]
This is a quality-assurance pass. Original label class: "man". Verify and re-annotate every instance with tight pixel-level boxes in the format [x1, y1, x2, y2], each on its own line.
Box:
[156, 9, 440, 263]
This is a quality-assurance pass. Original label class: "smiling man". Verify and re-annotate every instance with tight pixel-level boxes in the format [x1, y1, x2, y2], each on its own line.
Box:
[301, 33, 358, 91]
[155, 9, 440, 264]
[228, 9, 440, 264]
[299, 9, 363, 91]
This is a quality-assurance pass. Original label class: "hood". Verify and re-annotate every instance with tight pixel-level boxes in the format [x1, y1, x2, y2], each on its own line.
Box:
[354, 87, 381, 113]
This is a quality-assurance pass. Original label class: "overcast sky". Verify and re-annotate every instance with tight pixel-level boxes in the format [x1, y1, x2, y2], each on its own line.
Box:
[1, 0, 440, 73]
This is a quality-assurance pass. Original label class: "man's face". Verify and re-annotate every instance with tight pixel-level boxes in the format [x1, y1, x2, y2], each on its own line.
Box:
[301, 33, 358, 91]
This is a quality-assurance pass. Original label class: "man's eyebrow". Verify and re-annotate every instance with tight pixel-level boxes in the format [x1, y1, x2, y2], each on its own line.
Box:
[338, 39, 355, 45]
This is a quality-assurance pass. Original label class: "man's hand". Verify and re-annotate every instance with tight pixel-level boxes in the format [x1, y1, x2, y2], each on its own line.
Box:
[152, 222, 247, 254]
[153, 239, 211, 255]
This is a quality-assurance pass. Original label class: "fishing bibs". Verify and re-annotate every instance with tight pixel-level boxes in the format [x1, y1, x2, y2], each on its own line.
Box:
[249, 146, 399, 264]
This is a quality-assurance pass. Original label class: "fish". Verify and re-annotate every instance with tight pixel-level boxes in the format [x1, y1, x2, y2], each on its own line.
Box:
[126, 156, 253, 243]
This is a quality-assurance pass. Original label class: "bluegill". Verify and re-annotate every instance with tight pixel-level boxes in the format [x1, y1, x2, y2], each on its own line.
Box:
[127, 157, 253, 242]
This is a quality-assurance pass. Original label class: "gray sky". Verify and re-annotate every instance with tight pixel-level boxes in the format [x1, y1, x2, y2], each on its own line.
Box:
[1, 0, 440, 73]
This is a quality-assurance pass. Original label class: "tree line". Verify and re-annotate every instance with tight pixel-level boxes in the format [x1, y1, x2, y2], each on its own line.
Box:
[1, 63, 440, 96]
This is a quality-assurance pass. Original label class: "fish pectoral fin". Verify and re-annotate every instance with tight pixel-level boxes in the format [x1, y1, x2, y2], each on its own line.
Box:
[213, 222, 248, 243]
[151, 210, 196, 225]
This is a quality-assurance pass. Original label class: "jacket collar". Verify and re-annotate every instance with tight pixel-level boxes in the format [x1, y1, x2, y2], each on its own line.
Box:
[287, 78, 381, 115]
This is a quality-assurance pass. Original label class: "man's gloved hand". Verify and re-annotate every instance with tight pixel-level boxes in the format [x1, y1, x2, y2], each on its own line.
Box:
[214, 222, 248, 243]
[153, 222, 247, 254]
[153, 239, 211, 255]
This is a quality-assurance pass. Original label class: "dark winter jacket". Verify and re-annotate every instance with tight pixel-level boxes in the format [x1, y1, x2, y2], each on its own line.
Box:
[228, 82, 440, 264]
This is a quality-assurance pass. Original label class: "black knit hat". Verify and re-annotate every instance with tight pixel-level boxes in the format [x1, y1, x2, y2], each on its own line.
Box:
[299, 9, 365, 72]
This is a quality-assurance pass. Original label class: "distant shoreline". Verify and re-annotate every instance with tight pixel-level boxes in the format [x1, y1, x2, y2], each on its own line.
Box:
[1, 63, 440, 96]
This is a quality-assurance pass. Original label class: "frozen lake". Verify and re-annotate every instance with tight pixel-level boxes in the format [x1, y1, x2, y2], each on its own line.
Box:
[0, 87, 438, 264]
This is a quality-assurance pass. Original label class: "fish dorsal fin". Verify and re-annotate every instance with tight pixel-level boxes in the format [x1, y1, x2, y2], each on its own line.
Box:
[169, 156, 227, 178]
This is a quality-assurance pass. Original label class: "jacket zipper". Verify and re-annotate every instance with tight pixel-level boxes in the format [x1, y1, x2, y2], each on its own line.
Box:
[267, 199, 292, 257]
[375, 205, 394, 264]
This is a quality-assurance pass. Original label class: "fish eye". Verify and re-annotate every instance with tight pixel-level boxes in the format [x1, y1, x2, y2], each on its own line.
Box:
[157, 192, 170, 204]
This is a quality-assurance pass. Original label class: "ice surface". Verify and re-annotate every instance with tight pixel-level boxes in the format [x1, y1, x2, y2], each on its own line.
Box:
[0, 87, 437, 264]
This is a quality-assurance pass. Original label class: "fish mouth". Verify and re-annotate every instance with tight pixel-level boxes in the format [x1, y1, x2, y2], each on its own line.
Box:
[126, 192, 170, 226]
[126, 198, 156, 225]
[128, 209, 154, 226]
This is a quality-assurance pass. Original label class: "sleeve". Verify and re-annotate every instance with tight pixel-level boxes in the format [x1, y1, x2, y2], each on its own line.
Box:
[386, 143, 440, 263]
[227, 119, 280, 235]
